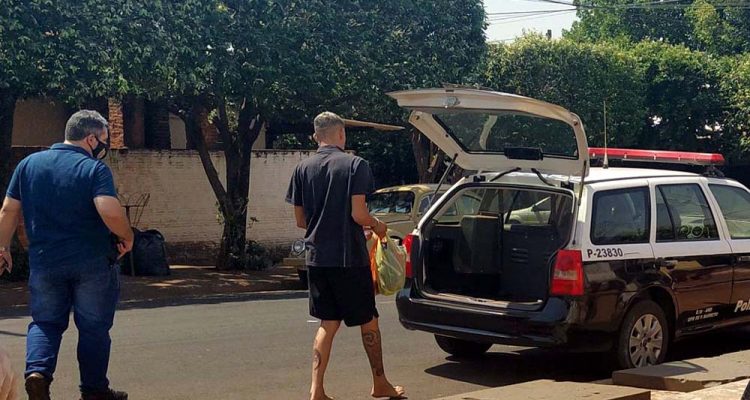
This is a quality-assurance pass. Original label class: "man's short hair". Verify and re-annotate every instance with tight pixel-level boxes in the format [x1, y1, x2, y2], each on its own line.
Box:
[65, 110, 109, 141]
[314, 112, 345, 137]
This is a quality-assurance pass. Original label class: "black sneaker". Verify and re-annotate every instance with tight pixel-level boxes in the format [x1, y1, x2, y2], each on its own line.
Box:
[80, 388, 128, 400]
[25, 373, 51, 400]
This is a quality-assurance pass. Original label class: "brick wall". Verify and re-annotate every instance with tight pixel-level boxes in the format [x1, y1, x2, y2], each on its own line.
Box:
[108, 98, 126, 149]
[106, 149, 312, 264]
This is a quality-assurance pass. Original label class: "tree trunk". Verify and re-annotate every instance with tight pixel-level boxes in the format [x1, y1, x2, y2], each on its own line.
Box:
[0, 91, 17, 201]
[183, 101, 233, 269]
[217, 102, 262, 270]
[410, 129, 432, 183]
[183, 97, 264, 270]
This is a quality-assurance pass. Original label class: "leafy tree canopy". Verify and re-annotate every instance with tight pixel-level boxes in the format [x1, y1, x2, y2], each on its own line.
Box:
[567, 0, 750, 56]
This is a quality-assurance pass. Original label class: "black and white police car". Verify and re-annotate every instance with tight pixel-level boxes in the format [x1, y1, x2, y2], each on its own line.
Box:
[389, 88, 750, 369]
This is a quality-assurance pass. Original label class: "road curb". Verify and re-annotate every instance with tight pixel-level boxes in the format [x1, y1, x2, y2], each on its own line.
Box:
[612, 350, 750, 392]
[0, 289, 309, 318]
[437, 349, 750, 400]
[432, 379, 650, 400]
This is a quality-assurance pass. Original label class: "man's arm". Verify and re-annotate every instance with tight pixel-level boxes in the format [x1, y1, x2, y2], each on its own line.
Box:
[0, 197, 22, 273]
[0, 197, 21, 248]
[351, 195, 387, 237]
[94, 196, 134, 255]
[294, 206, 307, 229]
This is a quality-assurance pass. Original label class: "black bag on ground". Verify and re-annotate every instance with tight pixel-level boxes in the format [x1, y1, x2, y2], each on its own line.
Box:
[122, 229, 170, 276]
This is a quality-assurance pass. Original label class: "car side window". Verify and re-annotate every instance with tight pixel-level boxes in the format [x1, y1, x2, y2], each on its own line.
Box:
[709, 184, 750, 239]
[591, 187, 649, 245]
[418, 195, 433, 215]
[435, 189, 485, 222]
[418, 193, 446, 215]
[656, 184, 719, 242]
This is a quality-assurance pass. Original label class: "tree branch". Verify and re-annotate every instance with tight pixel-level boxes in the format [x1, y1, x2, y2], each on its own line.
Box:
[184, 102, 232, 216]
[214, 96, 233, 152]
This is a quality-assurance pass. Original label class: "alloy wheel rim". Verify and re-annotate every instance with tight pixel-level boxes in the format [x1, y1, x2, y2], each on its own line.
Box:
[628, 313, 663, 367]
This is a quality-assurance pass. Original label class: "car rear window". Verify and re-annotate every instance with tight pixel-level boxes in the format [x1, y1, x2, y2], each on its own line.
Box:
[368, 191, 415, 215]
[591, 187, 650, 245]
[433, 110, 579, 158]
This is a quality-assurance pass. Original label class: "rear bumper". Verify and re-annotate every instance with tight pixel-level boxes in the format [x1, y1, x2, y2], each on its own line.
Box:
[396, 287, 613, 352]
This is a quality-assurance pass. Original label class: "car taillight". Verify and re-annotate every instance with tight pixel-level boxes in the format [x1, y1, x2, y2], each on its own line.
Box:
[403, 234, 415, 279]
[550, 249, 584, 296]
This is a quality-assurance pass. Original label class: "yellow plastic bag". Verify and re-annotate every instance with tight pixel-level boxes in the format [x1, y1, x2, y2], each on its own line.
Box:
[373, 234, 406, 296]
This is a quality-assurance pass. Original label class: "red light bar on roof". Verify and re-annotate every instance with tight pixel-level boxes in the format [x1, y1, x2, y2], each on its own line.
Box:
[589, 147, 725, 166]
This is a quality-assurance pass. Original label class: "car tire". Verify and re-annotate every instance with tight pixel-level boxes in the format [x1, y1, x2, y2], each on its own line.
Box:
[615, 300, 669, 369]
[434, 335, 492, 358]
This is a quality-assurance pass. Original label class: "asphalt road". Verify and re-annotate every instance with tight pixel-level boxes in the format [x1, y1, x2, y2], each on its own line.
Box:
[1, 293, 749, 400]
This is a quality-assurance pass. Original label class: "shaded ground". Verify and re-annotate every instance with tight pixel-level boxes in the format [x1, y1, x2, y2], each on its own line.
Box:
[0, 264, 304, 308]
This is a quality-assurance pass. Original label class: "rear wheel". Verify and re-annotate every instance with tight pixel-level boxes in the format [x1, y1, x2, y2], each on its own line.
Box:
[434, 335, 492, 358]
[615, 300, 669, 369]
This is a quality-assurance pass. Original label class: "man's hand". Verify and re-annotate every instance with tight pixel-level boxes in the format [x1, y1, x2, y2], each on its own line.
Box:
[373, 219, 387, 239]
[0, 249, 12, 276]
[117, 238, 134, 259]
[0, 197, 22, 276]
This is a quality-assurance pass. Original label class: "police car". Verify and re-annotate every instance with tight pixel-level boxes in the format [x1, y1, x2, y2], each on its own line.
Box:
[388, 88, 750, 369]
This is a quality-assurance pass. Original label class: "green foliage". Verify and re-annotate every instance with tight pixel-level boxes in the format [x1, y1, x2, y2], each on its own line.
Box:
[720, 54, 750, 160]
[629, 41, 725, 153]
[478, 36, 646, 148]
[347, 130, 418, 187]
[568, 0, 750, 56]
[567, 0, 696, 46]
[477, 36, 746, 160]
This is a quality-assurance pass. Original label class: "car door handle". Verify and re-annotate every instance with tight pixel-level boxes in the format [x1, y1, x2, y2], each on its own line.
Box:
[656, 259, 678, 269]
[737, 256, 750, 263]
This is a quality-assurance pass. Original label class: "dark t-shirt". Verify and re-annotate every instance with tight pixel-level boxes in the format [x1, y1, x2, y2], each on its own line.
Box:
[285, 145, 375, 268]
[6, 143, 118, 268]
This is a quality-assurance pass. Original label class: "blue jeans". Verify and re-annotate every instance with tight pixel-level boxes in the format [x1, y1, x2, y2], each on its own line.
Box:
[25, 256, 120, 394]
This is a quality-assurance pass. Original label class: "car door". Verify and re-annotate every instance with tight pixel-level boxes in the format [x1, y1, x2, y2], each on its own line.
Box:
[649, 178, 733, 331]
[706, 181, 750, 320]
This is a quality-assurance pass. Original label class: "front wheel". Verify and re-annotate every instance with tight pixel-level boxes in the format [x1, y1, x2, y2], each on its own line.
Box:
[434, 335, 492, 358]
[615, 300, 669, 369]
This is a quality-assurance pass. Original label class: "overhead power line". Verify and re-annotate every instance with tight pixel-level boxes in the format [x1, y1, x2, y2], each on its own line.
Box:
[487, 9, 577, 24]
[520, 0, 750, 10]
[487, 9, 576, 16]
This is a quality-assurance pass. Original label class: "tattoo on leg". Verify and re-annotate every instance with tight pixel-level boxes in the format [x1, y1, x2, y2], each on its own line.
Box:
[313, 349, 322, 370]
[362, 330, 384, 377]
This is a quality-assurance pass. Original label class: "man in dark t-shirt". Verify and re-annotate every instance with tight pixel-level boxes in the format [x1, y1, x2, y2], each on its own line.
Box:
[286, 112, 405, 400]
[0, 110, 133, 400]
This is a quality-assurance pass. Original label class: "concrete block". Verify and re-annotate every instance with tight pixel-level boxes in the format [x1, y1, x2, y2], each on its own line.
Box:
[433, 380, 650, 400]
[613, 350, 750, 392]
[651, 379, 749, 400]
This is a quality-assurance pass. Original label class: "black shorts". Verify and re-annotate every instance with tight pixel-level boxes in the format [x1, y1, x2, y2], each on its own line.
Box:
[308, 266, 379, 327]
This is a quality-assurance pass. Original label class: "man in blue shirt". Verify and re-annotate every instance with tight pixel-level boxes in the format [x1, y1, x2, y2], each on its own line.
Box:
[0, 110, 134, 400]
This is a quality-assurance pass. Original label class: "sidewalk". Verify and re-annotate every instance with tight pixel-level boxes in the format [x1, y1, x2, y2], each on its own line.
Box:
[0, 264, 305, 309]
[438, 349, 750, 400]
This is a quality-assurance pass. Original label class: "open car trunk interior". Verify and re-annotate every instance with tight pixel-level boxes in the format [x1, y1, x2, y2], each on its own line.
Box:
[422, 185, 574, 306]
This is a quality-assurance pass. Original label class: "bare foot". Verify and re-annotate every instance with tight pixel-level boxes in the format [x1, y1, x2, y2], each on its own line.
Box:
[372, 383, 406, 399]
[310, 393, 335, 400]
